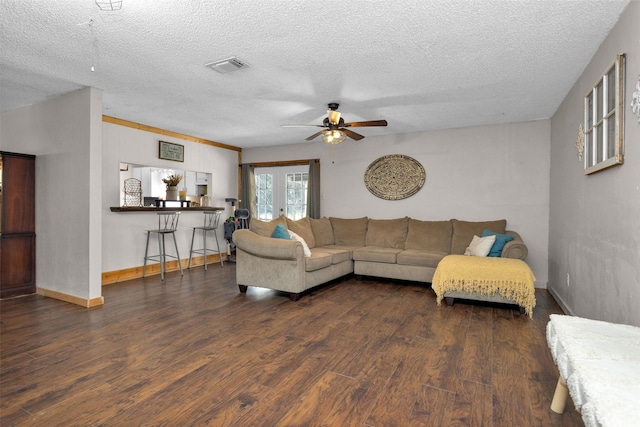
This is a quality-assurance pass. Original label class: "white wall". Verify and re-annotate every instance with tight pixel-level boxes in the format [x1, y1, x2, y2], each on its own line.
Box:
[101, 123, 239, 272]
[243, 120, 551, 287]
[549, 1, 640, 326]
[0, 88, 103, 300]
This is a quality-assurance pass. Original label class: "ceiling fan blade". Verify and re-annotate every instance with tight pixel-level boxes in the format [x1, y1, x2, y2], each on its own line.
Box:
[341, 128, 365, 141]
[343, 120, 388, 128]
[281, 124, 325, 128]
[305, 130, 326, 141]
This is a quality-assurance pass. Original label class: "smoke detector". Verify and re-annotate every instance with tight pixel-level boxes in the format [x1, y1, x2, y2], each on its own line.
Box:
[205, 57, 249, 74]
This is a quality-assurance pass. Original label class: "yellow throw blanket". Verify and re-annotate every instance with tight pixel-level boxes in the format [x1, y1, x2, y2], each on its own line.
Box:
[432, 255, 536, 317]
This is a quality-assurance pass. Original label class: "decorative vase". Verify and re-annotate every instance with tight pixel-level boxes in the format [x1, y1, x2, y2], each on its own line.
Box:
[166, 185, 178, 200]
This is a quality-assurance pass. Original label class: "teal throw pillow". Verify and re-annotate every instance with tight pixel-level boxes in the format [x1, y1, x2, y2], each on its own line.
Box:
[271, 223, 290, 240]
[481, 229, 515, 257]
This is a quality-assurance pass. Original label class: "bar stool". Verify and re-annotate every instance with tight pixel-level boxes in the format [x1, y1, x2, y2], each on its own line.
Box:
[143, 212, 183, 280]
[188, 211, 224, 270]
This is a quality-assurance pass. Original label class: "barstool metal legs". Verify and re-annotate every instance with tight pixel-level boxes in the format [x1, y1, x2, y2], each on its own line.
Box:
[142, 224, 184, 280]
[188, 215, 224, 270]
[172, 232, 183, 276]
[143, 211, 183, 280]
[188, 227, 197, 270]
[143, 231, 151, 278]
[144, 231, 182, 280]
[188, 228, 223, 270]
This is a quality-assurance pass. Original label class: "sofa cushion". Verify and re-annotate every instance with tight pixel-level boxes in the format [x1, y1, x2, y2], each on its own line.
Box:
[353, 247, 403, 263]
[365, 217, 409, 249]
[250, 215, 287, 237]
[310, 217, 334, 246]
[451, 219, 507, 254]
[396, 249, 448, 268]
[311, 247, 351, 264]
[404, 219, 452, 253]
[481, 229, 515, 257]
[304, 252, 333, 272]
[286, 217, 316, 248]
[271, 223, 290, 239]
[330, 217, 368, 246]
[317, 245, 360, 259]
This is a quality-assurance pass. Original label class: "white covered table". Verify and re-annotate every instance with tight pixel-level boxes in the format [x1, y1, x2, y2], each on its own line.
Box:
[546, 314, 640, 427]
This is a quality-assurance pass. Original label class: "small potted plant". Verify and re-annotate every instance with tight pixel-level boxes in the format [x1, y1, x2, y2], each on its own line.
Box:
[162, 174, 182, 200]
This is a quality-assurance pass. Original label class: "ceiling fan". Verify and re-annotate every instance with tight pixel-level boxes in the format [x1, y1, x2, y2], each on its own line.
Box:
[282, 103, 388, 144]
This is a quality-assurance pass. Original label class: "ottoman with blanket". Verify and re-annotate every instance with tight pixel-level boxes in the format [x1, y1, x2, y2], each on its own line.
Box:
[432, 254, 536, 317]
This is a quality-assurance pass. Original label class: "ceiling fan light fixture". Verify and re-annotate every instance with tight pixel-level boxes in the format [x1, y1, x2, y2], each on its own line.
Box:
[322, 130, 346, 145]
[327, 109, 341, 125]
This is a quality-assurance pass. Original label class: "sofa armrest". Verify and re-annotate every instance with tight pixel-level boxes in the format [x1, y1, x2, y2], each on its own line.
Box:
[232, 229, 303, 261]
[502, 230, 528, 260]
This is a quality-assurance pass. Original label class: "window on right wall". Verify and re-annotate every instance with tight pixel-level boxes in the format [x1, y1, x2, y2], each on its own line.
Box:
[583, 54, 626, 175]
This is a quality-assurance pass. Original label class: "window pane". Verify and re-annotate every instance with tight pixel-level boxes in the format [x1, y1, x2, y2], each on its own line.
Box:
[585, 131, 592, 166]
[607, 114, 616, 159]
[596, 80, 603, 120]
[255, 173, 274, 220]
[596, 124, 604, 163]
[586, 92, 593, 127]
[284, 172, 308, 220]
[607, 67, 616, 113]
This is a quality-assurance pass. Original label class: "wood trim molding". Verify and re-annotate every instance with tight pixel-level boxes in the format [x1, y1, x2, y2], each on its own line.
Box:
[37, 287, 104, 308]
[102, 255, 224, 285]
[102, 115, 242, 153]
[247, 159, 312, 168]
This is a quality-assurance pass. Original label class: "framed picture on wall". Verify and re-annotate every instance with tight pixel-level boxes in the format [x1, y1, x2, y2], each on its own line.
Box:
[158, 141, 184, 162]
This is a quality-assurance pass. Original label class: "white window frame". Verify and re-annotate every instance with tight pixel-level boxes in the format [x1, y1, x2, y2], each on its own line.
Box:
[583, 54, 625, 175]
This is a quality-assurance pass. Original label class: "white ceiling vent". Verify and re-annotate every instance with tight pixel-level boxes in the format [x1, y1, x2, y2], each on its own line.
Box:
[205, 57, 249, 74]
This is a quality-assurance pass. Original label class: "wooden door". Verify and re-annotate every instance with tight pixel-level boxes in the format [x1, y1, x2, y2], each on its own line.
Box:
[0, 152, 36, 298]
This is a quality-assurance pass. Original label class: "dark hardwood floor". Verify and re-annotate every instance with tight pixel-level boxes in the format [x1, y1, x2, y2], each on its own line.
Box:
[0, 264, 583, 426]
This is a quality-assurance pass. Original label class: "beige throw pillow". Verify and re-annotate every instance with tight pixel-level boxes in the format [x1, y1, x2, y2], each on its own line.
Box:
[288, 230, 311, 257]
[464, 235, 496, 257]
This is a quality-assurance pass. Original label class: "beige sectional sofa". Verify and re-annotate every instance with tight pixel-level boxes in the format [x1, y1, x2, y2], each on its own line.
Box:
[232, 216, 528, 301]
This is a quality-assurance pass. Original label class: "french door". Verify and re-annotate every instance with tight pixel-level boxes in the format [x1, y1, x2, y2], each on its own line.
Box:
[254, 165, 308, 220]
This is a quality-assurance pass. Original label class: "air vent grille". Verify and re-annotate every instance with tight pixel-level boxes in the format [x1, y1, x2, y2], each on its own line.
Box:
[205, 57, 249, 74]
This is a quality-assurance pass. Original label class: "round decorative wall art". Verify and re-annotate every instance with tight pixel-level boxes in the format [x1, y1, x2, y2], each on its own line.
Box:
[364, 154, 425, 200]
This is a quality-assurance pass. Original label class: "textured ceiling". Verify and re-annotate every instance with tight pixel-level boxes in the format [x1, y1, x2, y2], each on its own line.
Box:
[0, 0, 630, 148]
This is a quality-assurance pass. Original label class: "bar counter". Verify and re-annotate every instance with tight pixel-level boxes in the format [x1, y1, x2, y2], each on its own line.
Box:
[110, 206, 224, 212]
